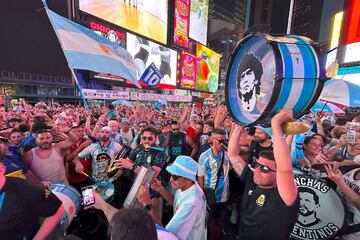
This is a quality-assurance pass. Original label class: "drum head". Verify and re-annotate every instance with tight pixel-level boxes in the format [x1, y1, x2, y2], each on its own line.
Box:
[291, 176, 346, 240]
[225, 34, 277, 125]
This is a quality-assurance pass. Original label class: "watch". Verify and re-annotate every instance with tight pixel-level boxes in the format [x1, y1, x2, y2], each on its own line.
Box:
[132, 163, 138, 171]
[144, 204, 153, 211]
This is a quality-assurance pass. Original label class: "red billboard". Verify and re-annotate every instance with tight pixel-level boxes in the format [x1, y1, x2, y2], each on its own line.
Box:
[180, 51, 196, 89]
[173, 0, 190, 48]
[344, 0, 360, 44]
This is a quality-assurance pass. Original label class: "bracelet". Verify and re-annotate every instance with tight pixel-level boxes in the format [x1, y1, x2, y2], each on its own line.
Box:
[272, 135, 286, 141]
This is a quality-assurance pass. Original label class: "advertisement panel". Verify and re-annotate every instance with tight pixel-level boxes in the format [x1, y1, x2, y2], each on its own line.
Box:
[330, 12, 343, 50]
[127, 33, 177, 89]
[87, 19, 126, 48]
[173, 0, 190, 48]
[344, 0, 360, 44]
[344, 42, 360, 64]
[180, 51, 196, 89]
[79, 0, 168, 44]
[325, 48, 338, 77]
[195, 43, 221, 93]
[83, 89, 130, 100]
[188, 0, 209, 45]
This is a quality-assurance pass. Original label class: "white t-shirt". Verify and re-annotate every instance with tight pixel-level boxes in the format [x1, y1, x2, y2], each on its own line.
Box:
[120, 129, 135, 145]
[156, 225, 178, 240]
[166, 184, 206, 240]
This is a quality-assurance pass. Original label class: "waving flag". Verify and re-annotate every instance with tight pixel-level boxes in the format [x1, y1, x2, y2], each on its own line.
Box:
[44, 5, 139, 87]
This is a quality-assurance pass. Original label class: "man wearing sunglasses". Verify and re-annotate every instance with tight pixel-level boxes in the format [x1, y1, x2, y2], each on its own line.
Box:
[114, 126, 165, 224]
[228, 109, 299, 240]
[162, 121, 198, 164]
[138, 155, 206, 240]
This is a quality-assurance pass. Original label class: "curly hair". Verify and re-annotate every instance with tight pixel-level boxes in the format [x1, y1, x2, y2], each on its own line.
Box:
[237, 53, 263, 95]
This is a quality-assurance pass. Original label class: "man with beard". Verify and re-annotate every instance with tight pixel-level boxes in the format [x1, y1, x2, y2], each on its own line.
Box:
[75, 126, 123, 183]
[236, 53, 263, 112]
[0, 153, 64, 240]
[248, 126, 273, 164]
[297, 187, 321, 227]
[113, 126, 165, 224]
[162, 121, 198, 164]
[23, 128, 78, 186]
[228, 109, 299, 240]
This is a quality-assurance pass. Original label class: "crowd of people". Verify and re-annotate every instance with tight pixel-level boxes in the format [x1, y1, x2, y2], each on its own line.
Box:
[0, 100, 359, 240]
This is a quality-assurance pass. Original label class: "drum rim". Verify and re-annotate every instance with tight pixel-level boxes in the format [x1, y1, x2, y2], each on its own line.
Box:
[290, 175, 347, 240]
[225, 33, 284, 126]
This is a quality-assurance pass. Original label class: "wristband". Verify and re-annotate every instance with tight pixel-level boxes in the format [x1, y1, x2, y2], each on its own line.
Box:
[132, 163, 138, 171]
[272, 135, 286, 141]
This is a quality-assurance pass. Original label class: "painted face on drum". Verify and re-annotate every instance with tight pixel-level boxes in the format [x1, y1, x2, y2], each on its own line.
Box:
[239, 68, 257, 95]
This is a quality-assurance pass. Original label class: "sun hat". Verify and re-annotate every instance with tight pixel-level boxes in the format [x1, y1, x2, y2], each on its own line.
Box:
[166, 155, 198, 182]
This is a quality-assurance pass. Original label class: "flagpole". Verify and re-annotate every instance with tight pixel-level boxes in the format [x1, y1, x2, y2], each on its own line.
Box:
[69, 66, 89, 110]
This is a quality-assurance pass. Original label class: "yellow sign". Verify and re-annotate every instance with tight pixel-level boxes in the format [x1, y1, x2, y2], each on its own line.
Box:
[330, 12, 343, 49]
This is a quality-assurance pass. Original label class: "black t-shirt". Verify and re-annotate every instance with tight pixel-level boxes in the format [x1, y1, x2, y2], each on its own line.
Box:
[238, 166, 299, 240]
[0, 177, 62, 239]
[248, 141, 273, 163]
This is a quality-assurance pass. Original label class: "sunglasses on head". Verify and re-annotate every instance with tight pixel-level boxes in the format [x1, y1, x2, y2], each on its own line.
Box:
[141, 136, 154, 141]
[250, 161, 276, 173]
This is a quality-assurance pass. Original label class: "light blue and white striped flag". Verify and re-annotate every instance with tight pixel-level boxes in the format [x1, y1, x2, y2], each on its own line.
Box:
[44, 6, 139, 87]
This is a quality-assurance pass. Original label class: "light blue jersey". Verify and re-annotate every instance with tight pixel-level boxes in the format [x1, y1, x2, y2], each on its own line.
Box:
[166, 184, 206, 240]
[198, 149, 231, 203]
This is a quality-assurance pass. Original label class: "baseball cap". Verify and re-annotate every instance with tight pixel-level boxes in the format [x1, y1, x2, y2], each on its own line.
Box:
[255, 126, 272, 137]
[121, 118, 130, 124]
[166, 155, 198, 182]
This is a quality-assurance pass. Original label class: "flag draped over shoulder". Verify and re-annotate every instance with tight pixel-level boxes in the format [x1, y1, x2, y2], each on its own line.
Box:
[44, 7, 140, 87]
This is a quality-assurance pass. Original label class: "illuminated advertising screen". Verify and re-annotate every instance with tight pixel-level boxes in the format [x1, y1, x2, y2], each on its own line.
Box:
[87, 19, 126, 48]
[173, 0, 190, 48]
[189, 0, 209, 45]
[126, 33, 177, 89]
[325, 48, 338, 77]
[344, 42, 360, 64]
[180, 52, 196, 89]
[79, 0, 168, 44]
[344, 0, 360, 44]
[195, 43, 221, 93]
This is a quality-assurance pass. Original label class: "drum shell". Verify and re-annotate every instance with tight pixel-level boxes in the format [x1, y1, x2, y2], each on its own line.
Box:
[225, 33, 326, 126]
[49, 184, 81, 232]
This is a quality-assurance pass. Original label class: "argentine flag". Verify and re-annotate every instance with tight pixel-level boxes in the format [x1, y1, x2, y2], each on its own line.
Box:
[44, 5, 139, 87]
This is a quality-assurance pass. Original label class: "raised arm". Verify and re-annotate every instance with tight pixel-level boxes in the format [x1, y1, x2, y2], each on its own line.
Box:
[271, 109, 298, 206]
[227, 124, 247, 176]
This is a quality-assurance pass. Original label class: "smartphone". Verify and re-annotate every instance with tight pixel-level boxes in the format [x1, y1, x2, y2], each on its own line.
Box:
[81, 186, 95, 207]
[347, 130, 356, 143]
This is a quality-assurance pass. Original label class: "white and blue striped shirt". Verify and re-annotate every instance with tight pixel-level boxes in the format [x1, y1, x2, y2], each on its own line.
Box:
[78, 141, 122, 182]
[198, 149, 231, 203]
[166, 184, 206, 240]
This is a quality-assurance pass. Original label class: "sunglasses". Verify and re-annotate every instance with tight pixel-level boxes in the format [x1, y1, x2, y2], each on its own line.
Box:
[171, 174, 181, 181]
[139, 125, 147, 128]
[141, 136, 154, 141]
[172, 128, 180, 131]
[250, 161, 276, 173]
[211, 137, 227, 144]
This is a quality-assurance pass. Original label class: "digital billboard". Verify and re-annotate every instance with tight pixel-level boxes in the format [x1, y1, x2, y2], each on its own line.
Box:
[173, 0, 190, 48]
[127, 33, 177, 89]
[344, 0, 360, 44]
[180, 52, 196, 89]
[195, 43, 221, 93]
[325, 48, 338, 77]
[79, 0, 168, 44]
[189, 0, 209, 45]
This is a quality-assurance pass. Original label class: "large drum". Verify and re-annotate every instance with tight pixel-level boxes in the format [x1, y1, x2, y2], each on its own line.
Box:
[225, 33, 326, 126]
[49, 184, 81, 234]
[291, 176, 345, 240]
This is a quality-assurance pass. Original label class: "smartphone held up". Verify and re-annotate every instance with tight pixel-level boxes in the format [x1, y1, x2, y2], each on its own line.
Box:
[81, 186, 95, 207]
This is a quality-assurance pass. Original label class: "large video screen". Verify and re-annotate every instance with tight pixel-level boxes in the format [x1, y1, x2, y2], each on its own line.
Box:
[195, 43, 221, 93]
[79, 0, 168, 44]
[189, 0, 209, 45]
[127, 33, 177, 89]
[180, 51, 196, 89]
[173, 0, 190, 48]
